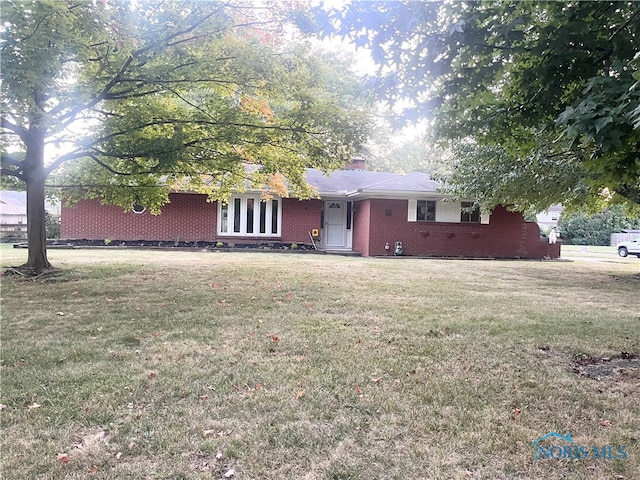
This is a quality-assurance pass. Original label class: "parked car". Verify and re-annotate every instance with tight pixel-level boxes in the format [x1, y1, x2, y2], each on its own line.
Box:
[617, 236, 640, 257]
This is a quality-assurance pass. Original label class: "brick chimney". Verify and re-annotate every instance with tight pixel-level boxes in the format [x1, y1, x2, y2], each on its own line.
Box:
[346, 157, 366, 170]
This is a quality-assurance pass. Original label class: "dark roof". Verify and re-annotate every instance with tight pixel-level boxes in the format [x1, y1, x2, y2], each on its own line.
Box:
[305, 169, 440, 196]
[0, 190, 60, 214]
[0, 190, 26, 207]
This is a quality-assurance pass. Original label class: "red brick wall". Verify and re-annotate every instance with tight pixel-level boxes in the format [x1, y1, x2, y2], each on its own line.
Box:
[361, 200, 559, 259]
[352, 199, 371, 256]
[61, 193, 216, 242]
[61, 193, 560, 258]
[281, 198, 322, 243]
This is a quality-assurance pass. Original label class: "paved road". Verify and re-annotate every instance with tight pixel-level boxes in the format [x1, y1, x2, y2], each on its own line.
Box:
[561, 252, 640, 264]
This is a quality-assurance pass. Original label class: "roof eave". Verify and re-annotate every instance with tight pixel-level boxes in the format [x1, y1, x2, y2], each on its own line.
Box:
[345, 189, 446, 199]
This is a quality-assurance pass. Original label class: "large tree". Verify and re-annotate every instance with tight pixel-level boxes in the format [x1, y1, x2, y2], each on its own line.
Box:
[302, 0, 640, 210]
[1, 0, 370, 274]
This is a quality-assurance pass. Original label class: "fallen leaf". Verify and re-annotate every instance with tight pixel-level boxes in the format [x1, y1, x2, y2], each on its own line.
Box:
[255, 383, 263, 390]
[57, 453, 70, 464]
[355, 386, 363, 395]
[285, 292, 293, 299]
[296, 389, 306, 399]
[599, 419, 612, 427]
[511, 407, 522, 420]
[87, 465, 99, 474]
[306, 303, 313, 309]
[147, 371, 157, 379]
[211, 283, 220, 289]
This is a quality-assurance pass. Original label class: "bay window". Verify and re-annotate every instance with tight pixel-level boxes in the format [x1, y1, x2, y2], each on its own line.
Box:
[219, 196, 281, 236]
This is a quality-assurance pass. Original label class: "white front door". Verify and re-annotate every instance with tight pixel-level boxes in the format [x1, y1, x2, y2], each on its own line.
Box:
[324, 201, 347, 248]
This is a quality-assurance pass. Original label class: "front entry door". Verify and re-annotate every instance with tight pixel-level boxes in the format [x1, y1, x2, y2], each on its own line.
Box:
[324, 201, 347, 248]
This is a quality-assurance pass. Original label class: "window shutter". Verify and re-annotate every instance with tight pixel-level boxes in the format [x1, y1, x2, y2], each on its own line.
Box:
[407, 199, 417, 222]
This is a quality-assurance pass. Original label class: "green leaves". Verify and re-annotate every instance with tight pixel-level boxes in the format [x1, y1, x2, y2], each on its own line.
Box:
[312, 0, 640, 207]
[3, 0, 372, 211]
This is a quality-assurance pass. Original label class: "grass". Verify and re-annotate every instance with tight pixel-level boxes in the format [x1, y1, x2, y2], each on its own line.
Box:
[1, 245, 639, 479]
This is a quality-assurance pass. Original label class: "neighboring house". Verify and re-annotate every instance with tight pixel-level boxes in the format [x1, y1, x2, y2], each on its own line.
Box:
[60, 163, 560, 259]
[0, 190, 28, 242]
[536, 204, 563, 231]
[0, 191, 61, 242]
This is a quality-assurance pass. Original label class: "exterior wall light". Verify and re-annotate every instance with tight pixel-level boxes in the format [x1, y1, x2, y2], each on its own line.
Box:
[132, 203, 146, 214]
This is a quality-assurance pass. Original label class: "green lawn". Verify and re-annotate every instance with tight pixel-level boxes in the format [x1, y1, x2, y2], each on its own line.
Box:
[1, 246, 639, 479]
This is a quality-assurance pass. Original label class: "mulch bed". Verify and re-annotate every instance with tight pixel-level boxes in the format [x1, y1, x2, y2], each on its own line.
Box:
[13, 239, 317, 251]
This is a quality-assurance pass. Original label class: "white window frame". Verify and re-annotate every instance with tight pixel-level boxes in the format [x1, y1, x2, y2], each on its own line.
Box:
[416, 199, 437, 222]
[218, 195, 282, 237]
[460, 201, 481, 223]
[408, 199, 438, 222]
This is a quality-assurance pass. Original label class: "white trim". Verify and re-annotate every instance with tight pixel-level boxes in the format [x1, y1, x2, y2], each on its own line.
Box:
[406, 199, 487, 224]
[407, 199, 417, 222]
[217, 194, 282, 237]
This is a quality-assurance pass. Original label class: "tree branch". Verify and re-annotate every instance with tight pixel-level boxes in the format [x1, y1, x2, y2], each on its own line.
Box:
[608, 8, 639, 42]
[1, 117, 29, 140]
[44, 150, 93, 175]
[91, 119, 320, 147]
[87, 154, 150, 176]
[475, 43, 517, 52]
[102, 88, 165, 100]
[1, 152, 24, 169]
[1, 167, 26, 181]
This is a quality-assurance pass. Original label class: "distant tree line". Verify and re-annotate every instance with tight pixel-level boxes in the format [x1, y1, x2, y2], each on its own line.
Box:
[558, 206, 640, 245]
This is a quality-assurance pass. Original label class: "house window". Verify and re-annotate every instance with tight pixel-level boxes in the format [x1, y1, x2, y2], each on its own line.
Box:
[220, 203, 229, 233]
[460, 202, 480, 223]
[233, 198, 241, 232]
[417, 200, 436, 222]
[218, 196, 281, 236]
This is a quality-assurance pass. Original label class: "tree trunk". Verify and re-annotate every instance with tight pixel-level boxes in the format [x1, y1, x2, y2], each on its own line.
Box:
[23, 126, 52, 274]
[25, 174, 51, 273]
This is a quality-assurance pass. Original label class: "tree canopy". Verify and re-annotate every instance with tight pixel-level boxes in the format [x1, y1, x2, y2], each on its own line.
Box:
[1, 0, 371, 273]
[304, 0, 640, 210]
